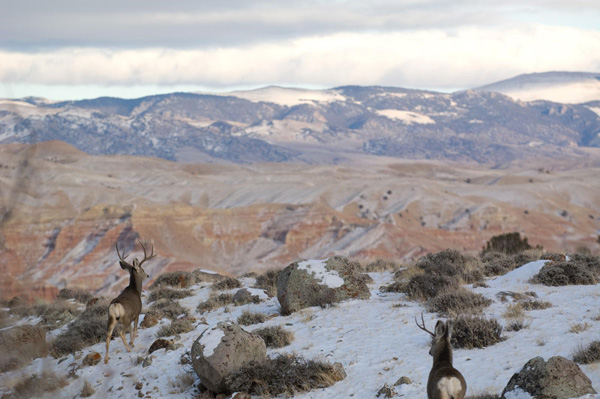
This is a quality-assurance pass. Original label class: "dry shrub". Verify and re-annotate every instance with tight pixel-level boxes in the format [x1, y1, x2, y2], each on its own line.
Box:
[226, 354, 345, 397]
[197, 294, 234, 314]
[519, 300, 552, 310]
[253, 326, 294, 348]
[254, 269, 281, 297]
[11, 300, 80, 330]
[465, 394, 500, 399]
[152, 271, 195, 288]
[482, 252, 537, 276]
[80, 379, 95, 397]
[148, 287, 193, 303]
[147, 299, 188, 321]
[427, 289, 492, 316]
[400, 274, 460, 301]
[451, 316, 503, 349]
[364, 259, 400, 273]
[57, 288, 94, 304]
[541, 253, 566, 262]
[533, 261, 596, 286]
[481, 232, 532, 255]
[157, 318, 195, 338]
[573, 341, 600, 364]
[237, 311, 267, 326]
[51, 300, 111, 357]
[211, 277, 242, 291]
[570, 322, 590, 333]
[415, 249, 483, 283]
[7, 371, 68, 399]
[503, 303, 525, 319]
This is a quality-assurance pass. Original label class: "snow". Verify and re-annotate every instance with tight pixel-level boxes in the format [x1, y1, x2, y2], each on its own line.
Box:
[587, 107, 600, 117]
[208, 87, 346, 107]
[375, 109, 435, 124]
[298, 259, 345, 288]
[198, 326, 225, 358]
[504, 387, 533, 399]
[2, 262, 600, 399]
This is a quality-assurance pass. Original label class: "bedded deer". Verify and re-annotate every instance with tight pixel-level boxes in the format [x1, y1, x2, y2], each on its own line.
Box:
[105, 240, 155, 364]
[416, 313, 467, 399]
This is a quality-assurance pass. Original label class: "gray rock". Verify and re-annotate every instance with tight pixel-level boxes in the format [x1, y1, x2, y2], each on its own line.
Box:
[501, 356, 596, 399]
[377, 383, 397, 398]
[277, 256, 371, 314]
[191, 322, 266, 393]
[394, 376, 412, 385]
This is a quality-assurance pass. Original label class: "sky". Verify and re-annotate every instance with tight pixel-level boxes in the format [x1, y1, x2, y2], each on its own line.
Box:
[1, 0, 599, 100]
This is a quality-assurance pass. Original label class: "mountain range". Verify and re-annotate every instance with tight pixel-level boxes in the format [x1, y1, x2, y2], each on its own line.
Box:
[1, 71, 599, 165]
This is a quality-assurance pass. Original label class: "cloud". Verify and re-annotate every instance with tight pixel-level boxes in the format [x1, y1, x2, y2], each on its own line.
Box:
[1, 24, 599, 91]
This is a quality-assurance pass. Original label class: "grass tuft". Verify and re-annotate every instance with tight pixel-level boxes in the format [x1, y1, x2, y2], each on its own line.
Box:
[252, 325, 294, 348]
[237, 311, 268, 326]
[211, 277, 242, 292]
[427, 289, 492, 316]
[451, 316, 503, 349]
[573, 341, 600, 364]
[197, 294, 234, 314]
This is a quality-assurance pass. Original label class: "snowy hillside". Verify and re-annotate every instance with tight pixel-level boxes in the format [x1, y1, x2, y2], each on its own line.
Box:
[2, 259, 600, 399]
[475, 71, 600, 104]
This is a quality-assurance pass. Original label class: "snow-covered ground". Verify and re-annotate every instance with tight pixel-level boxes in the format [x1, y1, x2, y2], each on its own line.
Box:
[2, 262, 600, 399]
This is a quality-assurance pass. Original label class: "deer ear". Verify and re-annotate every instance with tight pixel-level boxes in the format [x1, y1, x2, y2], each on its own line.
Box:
[434, 320, 446, 338]
[119, 260, 132, 270]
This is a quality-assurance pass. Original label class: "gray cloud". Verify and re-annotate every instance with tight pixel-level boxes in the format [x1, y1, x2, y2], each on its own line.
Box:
[3, 0, 592, 49]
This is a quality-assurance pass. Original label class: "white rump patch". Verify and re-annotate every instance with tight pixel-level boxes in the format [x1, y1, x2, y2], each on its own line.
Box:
[199, 327, 225, 358]
[298, 259, 345, 288]
[109, 303, 125, 320]
[437, 377, 463, 399]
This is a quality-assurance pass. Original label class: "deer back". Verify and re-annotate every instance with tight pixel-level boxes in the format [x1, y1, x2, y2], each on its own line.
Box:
[427, 320, 466, 399]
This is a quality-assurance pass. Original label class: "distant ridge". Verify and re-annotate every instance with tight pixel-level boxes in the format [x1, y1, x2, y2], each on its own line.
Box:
[474, 71, 600, 104]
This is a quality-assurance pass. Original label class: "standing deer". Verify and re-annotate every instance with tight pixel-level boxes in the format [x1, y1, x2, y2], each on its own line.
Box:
[105, 240, 155, 364]
[416, 313, 467, 399]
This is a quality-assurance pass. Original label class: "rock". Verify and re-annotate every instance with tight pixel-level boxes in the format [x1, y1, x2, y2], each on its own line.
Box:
[140, 313, 159, 328]
[277, 256, 371, 314]
[394, 376, 412, 385]
[377, 383, 397, 398]
[332, 362, 347, 380]
[191, 322, 267, 393]
[0, 325, 47, 372]
[135, 381, 143, 390]
[142, 356, 153, 367]
[233, 288, 260, 305]
[501, 356, 596, 399]
[148, 339, 174, 354]
[82, 352, 102, 367]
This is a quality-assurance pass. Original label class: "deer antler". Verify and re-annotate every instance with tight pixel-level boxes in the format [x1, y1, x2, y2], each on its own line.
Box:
[115, 241, 132, 267]
[415, 312, 435, 336]
[137, 240, 156, 268]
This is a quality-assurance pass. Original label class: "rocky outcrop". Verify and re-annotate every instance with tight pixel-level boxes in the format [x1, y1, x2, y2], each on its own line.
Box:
[191, 322, 266, 393]
[0, 325, 48, 372]
[501, 356, 596, 399]
[277, 256, 371, 315]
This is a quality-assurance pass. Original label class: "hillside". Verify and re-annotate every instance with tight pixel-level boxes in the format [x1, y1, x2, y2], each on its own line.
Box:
[1, 74, 600, 164]
[1, 257, 600, 398]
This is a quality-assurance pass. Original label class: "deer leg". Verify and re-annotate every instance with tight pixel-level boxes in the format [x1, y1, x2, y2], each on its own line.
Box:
[129, 320, 136, 348]
[119, 326, 132, 352]
[131, 315, 139, 347]
[105, 315, 117, 364]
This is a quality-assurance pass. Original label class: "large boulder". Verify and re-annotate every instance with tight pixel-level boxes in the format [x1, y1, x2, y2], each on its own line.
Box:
[501, 356, 596, 399]
[191, 322, 266, 393]
[0, 325, 48, 372]
[277, 256, 371, 315]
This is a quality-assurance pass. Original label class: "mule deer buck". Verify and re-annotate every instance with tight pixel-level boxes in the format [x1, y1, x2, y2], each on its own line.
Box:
[105, 240, 155, 364]
[416, 313, 467, 399]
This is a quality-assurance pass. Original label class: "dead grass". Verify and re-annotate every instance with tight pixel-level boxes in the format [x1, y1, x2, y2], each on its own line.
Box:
[426, 289, 492, 316]
[252, 325, 295, 348]
[148, 287, 193, 303]
[415, 249, 484, 284]
[573, 341, 600, 364]
[6, 371, 68, 399]
[157, 318, 195, 338]
[254, 270, 281, 297]
[197, 293, 234, 314]
[482, 252, 537, 277]
[211, 277, 242, 292]
[10, 299, 81, 329]
[226, 354, 345, 397]
[237, 311, 268, 326]
[570, 322, 591, 333]
[451, 316, 504, 349]
[399, 274, 461, 301]
[57, 288, 94, 304]
[519, 300, 552, 310]
[364, 259, 401, 273]
[152, 271, 195, 288]
[147, 299, 188, 321]
[51, 300, 111, 357]
[80, 379, 95, 397]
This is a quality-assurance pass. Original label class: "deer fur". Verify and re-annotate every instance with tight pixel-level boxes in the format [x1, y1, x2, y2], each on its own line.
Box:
[417, 315, 467, 399]
[104, 241, 154, 364]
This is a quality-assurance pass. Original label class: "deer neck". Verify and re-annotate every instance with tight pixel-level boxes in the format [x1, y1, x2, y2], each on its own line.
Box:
[128, 271, 144, 295]
[433, 340, 453, 367]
